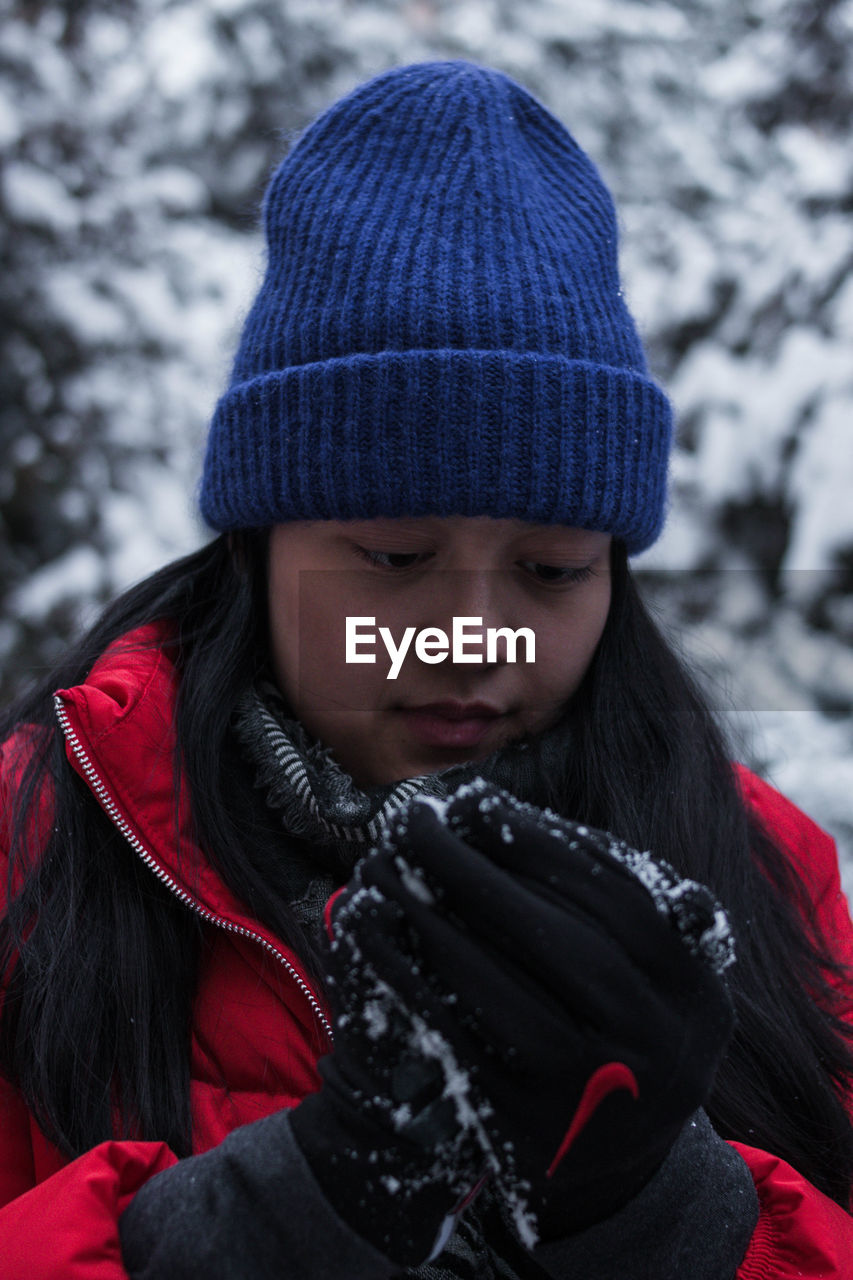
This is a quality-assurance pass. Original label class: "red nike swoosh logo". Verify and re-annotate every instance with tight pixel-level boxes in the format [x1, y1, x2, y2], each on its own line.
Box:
[547, 1062, 640, 1178]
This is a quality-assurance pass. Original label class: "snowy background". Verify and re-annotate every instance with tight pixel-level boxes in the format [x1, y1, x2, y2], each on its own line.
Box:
[1, 0, 851, 884]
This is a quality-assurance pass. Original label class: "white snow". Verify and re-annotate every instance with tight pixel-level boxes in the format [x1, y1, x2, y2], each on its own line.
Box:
[4, 163, 79, 232]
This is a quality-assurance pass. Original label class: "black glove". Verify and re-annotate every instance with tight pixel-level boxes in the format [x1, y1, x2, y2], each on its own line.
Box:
[292, 779, 736, 1260]
[289, 867, 491, 1266]
[364, 781, 736, 1244]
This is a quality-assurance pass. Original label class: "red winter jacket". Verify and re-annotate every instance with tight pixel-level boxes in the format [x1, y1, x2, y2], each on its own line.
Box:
[1, 623, 852, 1277]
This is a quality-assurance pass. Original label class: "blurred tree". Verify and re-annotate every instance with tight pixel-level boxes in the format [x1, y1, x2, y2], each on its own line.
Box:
[0, 0, 356, 692]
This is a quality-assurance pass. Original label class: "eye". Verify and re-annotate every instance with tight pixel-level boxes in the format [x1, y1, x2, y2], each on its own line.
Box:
[519, 562, 596, 586]
[355, 547, 427, 570]
[354, 546, 596, 583]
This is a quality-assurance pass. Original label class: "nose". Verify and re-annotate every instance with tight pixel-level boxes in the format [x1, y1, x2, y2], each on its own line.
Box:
[428, 568, 495, 620]
[425, 569, 515, 665]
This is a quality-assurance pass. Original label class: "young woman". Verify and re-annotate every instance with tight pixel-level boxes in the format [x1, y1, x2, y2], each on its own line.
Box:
[1, 60, 852, 1279]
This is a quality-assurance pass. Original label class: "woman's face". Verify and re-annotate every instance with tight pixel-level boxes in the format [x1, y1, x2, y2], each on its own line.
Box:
[267, 516, 612, 786]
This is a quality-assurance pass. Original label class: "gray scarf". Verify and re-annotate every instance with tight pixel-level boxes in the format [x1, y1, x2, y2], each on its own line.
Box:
[231, 680, 573, 924]
[231, 680, 572, 1277]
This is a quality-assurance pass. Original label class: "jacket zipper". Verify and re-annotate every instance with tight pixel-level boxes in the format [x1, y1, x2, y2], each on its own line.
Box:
[53, 694, 333, 1046]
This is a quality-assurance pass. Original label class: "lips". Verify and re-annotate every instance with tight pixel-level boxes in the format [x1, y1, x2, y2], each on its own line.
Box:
[406, 701, 504, 721]
[399, 701, 505, 748]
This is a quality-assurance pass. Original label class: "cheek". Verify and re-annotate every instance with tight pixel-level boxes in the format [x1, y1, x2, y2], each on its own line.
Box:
[582, 577, 612, 650]
[533, 583, 611, 691]
[275, 570, 391, 712]
[267, 570, 299, 696]
[275, 583, 337, 691]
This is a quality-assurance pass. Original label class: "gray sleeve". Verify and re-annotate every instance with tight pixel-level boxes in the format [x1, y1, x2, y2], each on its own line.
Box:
[119, 1107, 759, 1280]
[119, 1111, 397, 1280]
[531, 1110, 759, 1280]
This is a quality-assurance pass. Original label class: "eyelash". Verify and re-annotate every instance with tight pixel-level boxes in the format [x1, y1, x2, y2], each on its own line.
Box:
[354, 546, 596, 586]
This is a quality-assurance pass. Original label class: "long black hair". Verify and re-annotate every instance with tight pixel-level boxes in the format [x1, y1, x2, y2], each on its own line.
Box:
[2, 533, 852, 1200]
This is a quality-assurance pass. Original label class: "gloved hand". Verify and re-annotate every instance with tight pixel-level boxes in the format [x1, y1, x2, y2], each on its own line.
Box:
[289, 863, 491, 1266]
[367, 779, 737, 1245]
[291, 779, 736, 1261]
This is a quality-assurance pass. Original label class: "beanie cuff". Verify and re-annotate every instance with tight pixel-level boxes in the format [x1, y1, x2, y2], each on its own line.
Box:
[200, 350, 672, 554]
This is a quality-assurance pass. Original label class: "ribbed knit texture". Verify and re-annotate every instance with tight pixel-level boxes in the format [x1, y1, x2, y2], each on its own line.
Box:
[200, 60, 673, 553]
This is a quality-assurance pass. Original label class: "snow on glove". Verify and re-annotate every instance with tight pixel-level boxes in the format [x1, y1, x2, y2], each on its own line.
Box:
[338, 777, 737, 1249]
[288, 873, 492, 1267]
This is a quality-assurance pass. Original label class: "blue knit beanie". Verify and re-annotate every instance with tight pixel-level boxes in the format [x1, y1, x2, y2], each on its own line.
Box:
[200, 60, 672, 553]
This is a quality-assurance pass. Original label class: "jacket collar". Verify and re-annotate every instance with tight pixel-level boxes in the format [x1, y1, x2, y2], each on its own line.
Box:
[53, 621, 323, 999]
